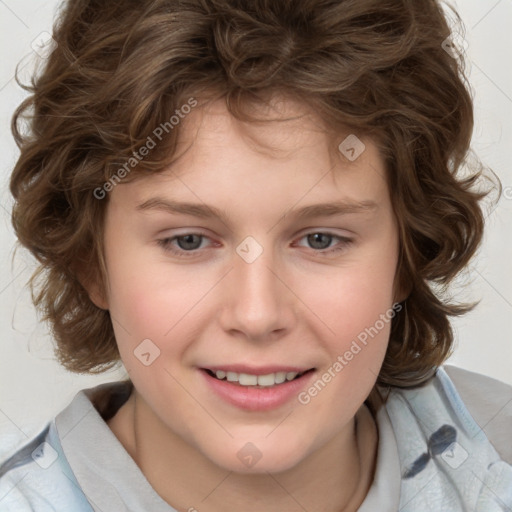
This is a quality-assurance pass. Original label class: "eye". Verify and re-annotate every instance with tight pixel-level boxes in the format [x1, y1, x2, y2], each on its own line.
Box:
[157, 233, 213, 257]
[157, 231, 354, 258]
[295, 232, 354, 255]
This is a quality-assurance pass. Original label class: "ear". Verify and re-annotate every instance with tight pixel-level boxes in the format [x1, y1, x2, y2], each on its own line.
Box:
[394, 284, 411, 304]
[76, 266, 109, 310]
[392, 270, 413, 305]
[392, 241, 413, 304]
[86, 281, 109, 310]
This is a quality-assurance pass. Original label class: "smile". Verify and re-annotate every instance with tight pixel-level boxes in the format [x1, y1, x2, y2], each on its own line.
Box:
[204, 369, 313, 387]
[200, 367, 317, 411]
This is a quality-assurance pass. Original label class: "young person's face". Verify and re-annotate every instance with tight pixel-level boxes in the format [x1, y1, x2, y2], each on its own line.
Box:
[100, 97, 400, 473]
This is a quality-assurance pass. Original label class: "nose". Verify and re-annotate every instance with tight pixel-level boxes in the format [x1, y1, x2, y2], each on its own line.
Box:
[218, 242, 297, 343]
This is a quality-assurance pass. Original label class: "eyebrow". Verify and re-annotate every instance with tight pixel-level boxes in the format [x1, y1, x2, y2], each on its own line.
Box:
[136, 197, 378, 223]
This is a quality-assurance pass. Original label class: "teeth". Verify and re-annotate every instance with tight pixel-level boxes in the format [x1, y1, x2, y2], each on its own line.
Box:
[239, 373, 258, 386]
[211, 370, 303, 386]
[275, 371, 287, 384]
[257, 374, 276, 386]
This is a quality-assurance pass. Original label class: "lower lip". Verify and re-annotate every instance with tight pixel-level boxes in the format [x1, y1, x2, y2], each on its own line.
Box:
[200, 369, 316, 411]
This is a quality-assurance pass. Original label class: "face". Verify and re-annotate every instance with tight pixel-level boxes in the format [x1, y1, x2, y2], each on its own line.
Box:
[99, 96, 400, 474]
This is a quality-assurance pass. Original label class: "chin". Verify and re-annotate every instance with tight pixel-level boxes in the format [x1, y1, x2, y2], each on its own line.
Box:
[205, 437, 310, 475]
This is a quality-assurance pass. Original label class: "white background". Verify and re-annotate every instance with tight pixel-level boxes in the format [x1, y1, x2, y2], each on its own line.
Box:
[0, 0, 511, 457]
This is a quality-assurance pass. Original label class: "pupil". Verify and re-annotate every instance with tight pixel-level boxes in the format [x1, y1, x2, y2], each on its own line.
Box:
[308, 233, 331, 249]
[178, 234, 201, 250]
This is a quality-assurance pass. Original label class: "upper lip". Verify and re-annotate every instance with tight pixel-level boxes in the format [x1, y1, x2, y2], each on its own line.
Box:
[202, 365, 315, 375]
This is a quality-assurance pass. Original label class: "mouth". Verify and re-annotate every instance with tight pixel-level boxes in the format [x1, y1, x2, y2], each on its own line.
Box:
[201, 368, 316, 388]
[200, 365, 318, 411]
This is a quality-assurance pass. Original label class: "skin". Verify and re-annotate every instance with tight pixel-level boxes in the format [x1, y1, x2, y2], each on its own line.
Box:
[92, 96, 402, 511]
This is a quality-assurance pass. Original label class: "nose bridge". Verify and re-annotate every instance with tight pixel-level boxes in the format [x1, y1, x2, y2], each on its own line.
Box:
[220, 236, 294, 340]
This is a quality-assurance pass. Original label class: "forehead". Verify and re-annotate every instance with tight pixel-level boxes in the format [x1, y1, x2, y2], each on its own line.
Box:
[112, 95, 389, 209]
[177, 95, 364, 165]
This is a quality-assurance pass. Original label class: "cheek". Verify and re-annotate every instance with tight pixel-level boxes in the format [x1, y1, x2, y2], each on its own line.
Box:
[103, 249, 174, 363]
[105, 245, 182, 328]
[296, 247, 398, 384]
[300, 272, 395, 413]
[105, 249, 213, 366]
[306, 260, 396, 334]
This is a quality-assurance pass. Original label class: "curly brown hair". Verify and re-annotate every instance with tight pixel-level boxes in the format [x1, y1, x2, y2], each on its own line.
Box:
[10, 0, 495, 387]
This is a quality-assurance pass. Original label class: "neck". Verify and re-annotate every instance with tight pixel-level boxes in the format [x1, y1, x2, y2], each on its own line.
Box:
[108, 392, 378, 512]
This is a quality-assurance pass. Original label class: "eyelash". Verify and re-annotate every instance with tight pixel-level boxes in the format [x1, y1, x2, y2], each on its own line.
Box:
[157, 232, 354, 258]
